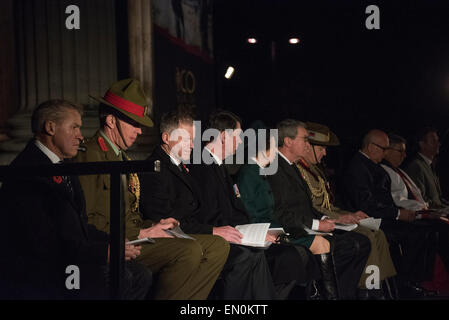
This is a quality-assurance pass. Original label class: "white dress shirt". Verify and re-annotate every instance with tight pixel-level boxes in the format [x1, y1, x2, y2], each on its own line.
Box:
[205, 146, 223, 165]
[381, 164, 428, 211]
[35, 139, 62, 164]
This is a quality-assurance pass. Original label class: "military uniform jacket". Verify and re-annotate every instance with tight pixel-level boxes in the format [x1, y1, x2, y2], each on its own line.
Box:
[74, 131, 146, 240]
[296, 159, 349, 219]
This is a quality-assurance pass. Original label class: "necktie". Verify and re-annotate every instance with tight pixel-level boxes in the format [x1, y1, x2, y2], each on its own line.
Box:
[181, 163, 189, 174]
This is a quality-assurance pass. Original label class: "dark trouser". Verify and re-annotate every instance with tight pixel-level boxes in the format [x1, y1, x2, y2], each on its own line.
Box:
[100, 261, 152, 300]
[121, 261, 153, 300]
[414, 219, 449, 273]
[265, 244, 321, 299]
[328, 231, 371, 299]
[212, 244, 276, 300]
[381, 220, 437, 283]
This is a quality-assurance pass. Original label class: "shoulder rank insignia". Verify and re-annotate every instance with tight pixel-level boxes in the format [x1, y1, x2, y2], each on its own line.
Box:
[97, 137, 108, 152]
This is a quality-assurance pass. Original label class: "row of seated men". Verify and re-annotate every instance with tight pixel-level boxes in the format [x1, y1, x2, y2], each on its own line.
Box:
[0, 78, 448, 300]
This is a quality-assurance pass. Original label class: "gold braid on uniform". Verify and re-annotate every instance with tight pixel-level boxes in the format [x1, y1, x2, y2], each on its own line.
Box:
[122, 152, 140, 212]
[296, 164, 332, 211]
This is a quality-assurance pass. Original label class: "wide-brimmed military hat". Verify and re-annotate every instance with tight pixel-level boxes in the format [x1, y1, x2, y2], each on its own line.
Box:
[306, 122, 340, 146]
[90, 78, 154, 127]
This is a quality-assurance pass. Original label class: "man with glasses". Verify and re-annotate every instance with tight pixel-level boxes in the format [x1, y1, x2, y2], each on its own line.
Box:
[343, 129, 437, 298]
[381, 134, 428, 211]
[382, 134, 449, 292]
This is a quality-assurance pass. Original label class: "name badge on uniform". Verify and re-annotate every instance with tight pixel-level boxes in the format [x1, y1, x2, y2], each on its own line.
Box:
[233, 184, 241, 198]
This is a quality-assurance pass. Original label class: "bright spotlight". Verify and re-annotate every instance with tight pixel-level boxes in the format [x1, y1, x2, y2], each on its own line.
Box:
[289, 38, 300, 44]
[247, 38, 257, 44]
[225, 66, 235, 79]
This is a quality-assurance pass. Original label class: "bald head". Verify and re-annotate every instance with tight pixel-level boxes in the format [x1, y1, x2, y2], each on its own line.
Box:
[361, 129, 389, 163]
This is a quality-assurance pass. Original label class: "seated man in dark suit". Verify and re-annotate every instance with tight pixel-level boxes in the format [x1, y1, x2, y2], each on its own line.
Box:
[343, 129, 437, 298]
[0, 99, 151, 299]
[405, 127, 449, 210]
[141, 110, 281, 299]
[267, 119, 371, 300]
[382, 133, 449, 284]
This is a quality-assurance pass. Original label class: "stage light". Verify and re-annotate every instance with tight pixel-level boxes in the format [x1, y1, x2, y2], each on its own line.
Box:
[225, 66, 235, 79]
[289, 38, 300, 44]
[247, 38, 257, 44]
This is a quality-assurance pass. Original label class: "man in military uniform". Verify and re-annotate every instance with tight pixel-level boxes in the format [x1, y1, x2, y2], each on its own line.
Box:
[297, 122, 397, 299]
[74, 79, 229, 300]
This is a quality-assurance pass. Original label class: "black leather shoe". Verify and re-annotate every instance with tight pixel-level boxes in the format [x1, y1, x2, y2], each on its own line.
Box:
[400, 282, 438, 299]
[357, 289, 386, 300]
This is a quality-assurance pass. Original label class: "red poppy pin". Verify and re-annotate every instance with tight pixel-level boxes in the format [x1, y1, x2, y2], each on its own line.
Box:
[53, 176, 63, 184]
[98, 137, 108, 152]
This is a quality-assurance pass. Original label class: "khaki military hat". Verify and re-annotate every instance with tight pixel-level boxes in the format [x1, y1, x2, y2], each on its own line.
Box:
[90, 78, 154, 127]
[306, 122, 340, 146]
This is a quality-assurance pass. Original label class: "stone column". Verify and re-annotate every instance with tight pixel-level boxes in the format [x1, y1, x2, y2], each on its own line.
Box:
[127, 0, 159, 160]
[0, 0, 118, 165]
[0, 0, 17, 137]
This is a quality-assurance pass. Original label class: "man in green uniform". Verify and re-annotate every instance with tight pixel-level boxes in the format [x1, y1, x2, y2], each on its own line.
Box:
[296, 122, 397, 299]
[74, 78, 229, 300]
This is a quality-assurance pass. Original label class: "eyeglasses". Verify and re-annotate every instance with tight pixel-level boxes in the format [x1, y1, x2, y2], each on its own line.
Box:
[370, 142, 389, 151]
[298, 135, 309, 143]
[389, 148, 406, 154]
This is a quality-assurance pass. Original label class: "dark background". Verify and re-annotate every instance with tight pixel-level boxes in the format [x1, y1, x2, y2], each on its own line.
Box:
[213, 0, 449, 154]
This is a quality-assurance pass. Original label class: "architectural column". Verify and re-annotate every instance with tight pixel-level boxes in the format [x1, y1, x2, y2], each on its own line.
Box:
[0, 0, 118, 165]
[127, 0, 158, 160]
[0, 0, 18, 141]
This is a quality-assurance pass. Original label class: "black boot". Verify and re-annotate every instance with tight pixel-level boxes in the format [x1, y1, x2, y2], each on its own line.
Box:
[306, 280, 323, 300]
[383, 277, 399, 300]
[316, 253, 339, 300]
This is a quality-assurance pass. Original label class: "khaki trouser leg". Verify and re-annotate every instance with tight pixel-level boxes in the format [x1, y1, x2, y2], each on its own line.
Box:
[354, 226, 397, 288]
[136, 235, 229, 300]
[187, 234, 230, 299]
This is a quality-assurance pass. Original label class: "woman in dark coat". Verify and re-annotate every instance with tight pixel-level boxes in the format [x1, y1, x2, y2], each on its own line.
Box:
[237, 134, 338, 299]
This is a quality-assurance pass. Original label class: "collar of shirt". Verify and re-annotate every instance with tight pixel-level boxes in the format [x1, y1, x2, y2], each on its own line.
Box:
[277, 150, 293, 165]
[359, 150, 373, 161]
[418, 152, 433, 166]
[166, 149, 181, 167]
[205, 146, 223, 165]
[99, 130, 121, 157]
[34, 139, 62, 164]
[250, 156, 264, 169]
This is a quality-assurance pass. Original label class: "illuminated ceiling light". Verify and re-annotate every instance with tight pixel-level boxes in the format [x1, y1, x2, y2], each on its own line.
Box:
[247, 38, 257, 44]
[225, 66, 235, 79]
[289, 38, 300, 44]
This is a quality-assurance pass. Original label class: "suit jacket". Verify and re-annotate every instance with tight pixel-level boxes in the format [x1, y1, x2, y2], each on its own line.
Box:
[140, 146, 213, 234]
[405, 153, 444, 208]
[74, 131, 147, 240]
[267, 154, 322, 238]
[189, 150, 250, 228]
[0, 140, 108, 297]
[342, 152, 398, 220]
